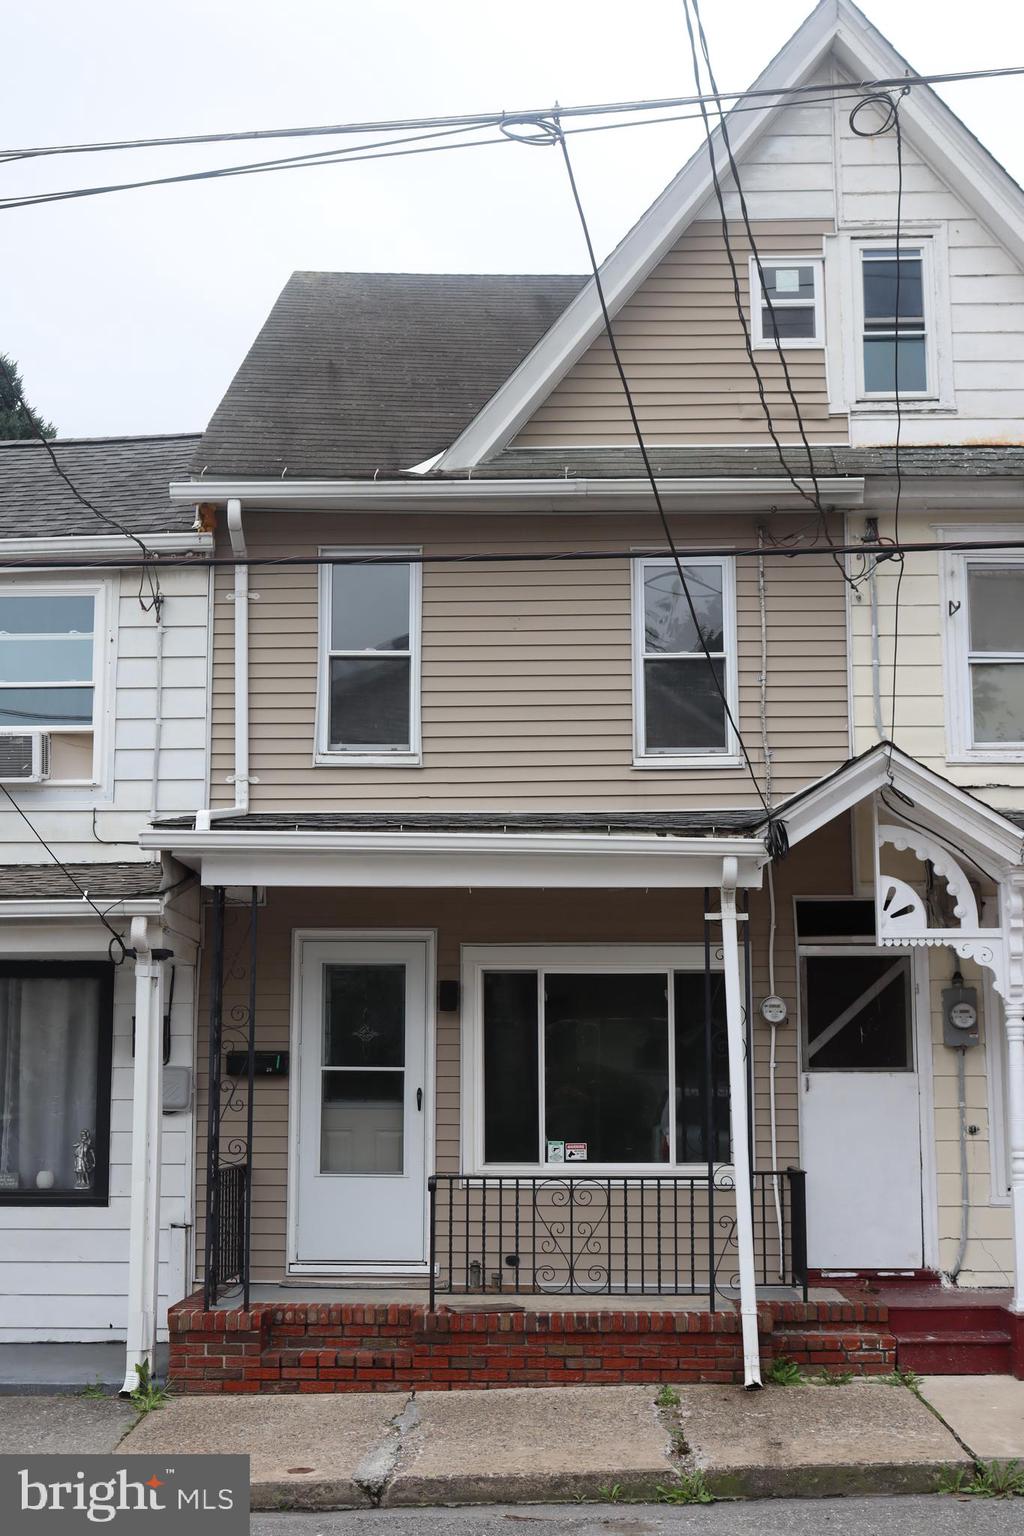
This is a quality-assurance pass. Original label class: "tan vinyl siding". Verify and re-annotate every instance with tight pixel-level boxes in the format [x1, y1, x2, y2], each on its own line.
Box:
[192, 819, 851, 1283]
[514, 220, 847, 447]
[210, 510, 850, 811]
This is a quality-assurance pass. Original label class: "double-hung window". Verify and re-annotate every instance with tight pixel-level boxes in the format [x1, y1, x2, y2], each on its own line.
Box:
[948, 558, 1024, 754]
[859, 245, 928, 396]
[632, 556, 737, 765]
[466, 946, 731, 1172]
[0, 591, 96, 730]
[0, 962, 113, 1205]
[751, 257, 823, 348]
[318, 554, 421, 763]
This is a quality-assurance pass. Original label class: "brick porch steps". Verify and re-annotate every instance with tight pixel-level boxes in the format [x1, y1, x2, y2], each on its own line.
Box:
[168, 1296, 895, 1393]
[837, 1284, 1018, 1377]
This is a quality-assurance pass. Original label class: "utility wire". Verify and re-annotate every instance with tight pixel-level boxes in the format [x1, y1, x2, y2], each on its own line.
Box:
[0, 782, 131, 961]
[682, 0, 854, 591]
[5, 64, 1024, 162]
[0, 536, 1023, 573]
[546, 120, 780, 842]
[0, 355, 163, 617]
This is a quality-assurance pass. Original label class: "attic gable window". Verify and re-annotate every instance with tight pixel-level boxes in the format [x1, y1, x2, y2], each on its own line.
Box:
[858, 244, 929, 396]
[751, 258, 823, 349]
[317, 553, 422, 766]
[632, 557, 739, 768]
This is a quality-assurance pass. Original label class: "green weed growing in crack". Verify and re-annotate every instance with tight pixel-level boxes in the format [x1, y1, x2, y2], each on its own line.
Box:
[938, 1460, 1024, 1499]
[655, 1384, 681, 1408]
[879, 1367, 922, 1393]
[814, 1368, 853, 1386]
[598, 1483, 624, 1503]
[763, 1356, 805, 1386]
[80, 1379, 107, 1400]
[129, 1362, 168, 1415]
[656, 1471, 715, 1505]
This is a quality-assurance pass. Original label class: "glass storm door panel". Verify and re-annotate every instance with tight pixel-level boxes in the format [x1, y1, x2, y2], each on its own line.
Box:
[799, 952, 923, 1270]
[294, 939, 427, 1267]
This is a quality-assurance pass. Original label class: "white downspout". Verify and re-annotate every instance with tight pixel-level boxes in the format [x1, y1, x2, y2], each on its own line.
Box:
[1003, 878, 1024, 1314]
[122, 916, 167, 1392]
[195, 498, 249, 829]
[150, 602, 165, 820]
[719, 856, 762, 1388]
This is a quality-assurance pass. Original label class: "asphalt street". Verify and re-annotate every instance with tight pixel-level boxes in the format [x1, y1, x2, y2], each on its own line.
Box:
[250, 1498, 1024, 1536]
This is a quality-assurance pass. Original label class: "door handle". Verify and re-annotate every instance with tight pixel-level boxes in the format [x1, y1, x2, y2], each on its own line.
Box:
[416, 1088, 423, 1112]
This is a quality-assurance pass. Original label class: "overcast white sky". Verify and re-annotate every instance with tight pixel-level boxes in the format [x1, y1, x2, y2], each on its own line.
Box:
[4, 0, 1023, 440]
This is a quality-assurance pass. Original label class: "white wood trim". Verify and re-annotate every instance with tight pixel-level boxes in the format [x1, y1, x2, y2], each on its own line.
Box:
[630, 555, 740, 768]
[984, 966, 1012, 1205]
[169, 478, 865, 509]
[459, 941, 718, 1177]
[286, 928, 436, 1275]
[750, 254, 825, 351]
[0, 532, 211, 559]
[314, 548, 422, 767]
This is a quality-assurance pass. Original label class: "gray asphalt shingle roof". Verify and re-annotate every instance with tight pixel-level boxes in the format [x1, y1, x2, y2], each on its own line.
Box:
[192, 272, 585, 480]
[446, 445, 1024, 480]
[0, 861, 169, 901]
[0, 433, 201, 540]
[151, 810, 762, 836]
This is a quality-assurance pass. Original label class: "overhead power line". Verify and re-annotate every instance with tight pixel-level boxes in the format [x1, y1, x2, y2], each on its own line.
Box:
[0, 536, 1021, 573]
[5, 63, 1024, 163]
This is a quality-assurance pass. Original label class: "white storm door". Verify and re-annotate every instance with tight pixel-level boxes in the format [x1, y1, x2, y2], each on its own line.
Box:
[800, 951, 924, 1270]
[294, 938, 428, 1266]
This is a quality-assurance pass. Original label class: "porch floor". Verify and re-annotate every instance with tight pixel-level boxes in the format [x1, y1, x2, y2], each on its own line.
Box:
[209, 1282, 832, 1311]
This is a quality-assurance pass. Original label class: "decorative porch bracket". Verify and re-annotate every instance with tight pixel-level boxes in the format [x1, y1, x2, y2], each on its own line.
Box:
[874, 813, 1024, 1311]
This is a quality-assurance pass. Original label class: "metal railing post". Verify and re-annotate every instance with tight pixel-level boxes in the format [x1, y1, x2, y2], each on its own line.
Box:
[428, 1176, 437, 1311]
[788, 1167, 808, 1300]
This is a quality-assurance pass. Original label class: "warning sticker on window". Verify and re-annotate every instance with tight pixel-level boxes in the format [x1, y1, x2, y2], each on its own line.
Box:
[546, 1140, 565, 1163]
[564, 1142, 588, 1161]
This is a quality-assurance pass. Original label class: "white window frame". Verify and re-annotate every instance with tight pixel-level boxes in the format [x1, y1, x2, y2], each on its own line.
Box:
[460, 943, 727, 1177]
[941, 539, 1024, 763]
[750, 255, 824, 350]
[0, 579, 107, 786]
[631, 555, 740, 769]
[315, 548, 422, 767]
[826, 226, 954, 416]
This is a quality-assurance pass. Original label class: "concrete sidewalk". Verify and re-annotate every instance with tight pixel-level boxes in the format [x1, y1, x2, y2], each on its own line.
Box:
[117, 1380, 967, 1508]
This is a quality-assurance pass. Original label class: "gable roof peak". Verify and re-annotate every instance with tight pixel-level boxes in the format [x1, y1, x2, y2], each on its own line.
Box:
[435, 0, 1024, 474]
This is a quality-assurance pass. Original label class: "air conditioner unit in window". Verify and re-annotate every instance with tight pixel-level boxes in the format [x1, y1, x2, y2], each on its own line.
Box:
[0, 731, 51, 784]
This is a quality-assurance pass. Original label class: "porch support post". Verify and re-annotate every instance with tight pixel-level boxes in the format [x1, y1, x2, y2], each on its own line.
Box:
[720, 857, 762, 1388]
[121, 916, 167, 1394]
[1007, 1005, 1024, 1314]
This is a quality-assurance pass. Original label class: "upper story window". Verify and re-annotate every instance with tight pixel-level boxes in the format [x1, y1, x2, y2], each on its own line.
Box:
[632, 556, 738, 767]
[317, 554, 422, 764]
[859, 245, 929, 396]
[0, 592, 95, 729]
[751, 257, 823, 348]
[943, 551, 1024, 760]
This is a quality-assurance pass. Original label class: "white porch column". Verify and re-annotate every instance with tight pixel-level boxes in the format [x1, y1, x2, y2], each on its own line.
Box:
[1006, 1004, 1024, 1314]
[719, 857, 762, 1388]
[121, 916, 167, 1394]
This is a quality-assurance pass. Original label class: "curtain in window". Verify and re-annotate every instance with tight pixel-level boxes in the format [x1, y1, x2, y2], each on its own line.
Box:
[0, 975, 101, 1192]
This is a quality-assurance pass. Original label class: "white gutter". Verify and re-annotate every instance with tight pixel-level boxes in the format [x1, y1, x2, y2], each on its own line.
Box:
[718, 857, 762, 1389]
[141, 827, 766, 860]
[0, 531, 212, 560]
[0, 898, 164, 919]
[169, 477, 865, 510]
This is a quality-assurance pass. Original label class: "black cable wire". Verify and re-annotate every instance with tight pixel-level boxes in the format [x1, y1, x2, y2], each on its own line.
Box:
[879, 787, 1002, 888]
[1, 535, 1024, 573]
[849, 91, 912, 775]
[0, 356, 164, 619]
[547, 121, 779, 842]
[0, 781, 130, 961]
[683, 0, 854, 592]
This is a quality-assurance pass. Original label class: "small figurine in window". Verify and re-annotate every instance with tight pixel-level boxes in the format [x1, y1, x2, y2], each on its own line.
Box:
[73, 1129, 96, 1190]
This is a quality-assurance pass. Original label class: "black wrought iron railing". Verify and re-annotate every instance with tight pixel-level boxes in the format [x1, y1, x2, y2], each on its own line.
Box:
[209, 1161, 248, 1297]
[428, 1168, 807, 1309]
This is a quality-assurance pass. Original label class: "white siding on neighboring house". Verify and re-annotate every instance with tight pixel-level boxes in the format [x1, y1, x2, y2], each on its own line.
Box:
[0, 560, 209, 1340]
